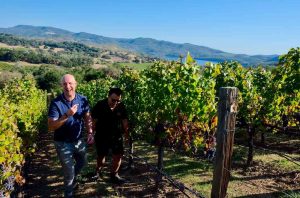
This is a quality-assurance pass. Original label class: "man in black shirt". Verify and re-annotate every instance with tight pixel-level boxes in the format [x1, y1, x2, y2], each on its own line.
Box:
[91, 87, 129, 184]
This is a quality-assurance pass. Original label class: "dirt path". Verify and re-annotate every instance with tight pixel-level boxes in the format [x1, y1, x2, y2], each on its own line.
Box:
[22, 132, 188, 198]
[22, 132, 65, 197]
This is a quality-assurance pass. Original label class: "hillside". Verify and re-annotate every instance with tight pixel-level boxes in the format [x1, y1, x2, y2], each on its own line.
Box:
[0, 25, 279, 66]
[0, 33, 155, 67]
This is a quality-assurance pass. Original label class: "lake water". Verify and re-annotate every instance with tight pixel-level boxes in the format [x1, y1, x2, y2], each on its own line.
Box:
[195, 58, 218, 65]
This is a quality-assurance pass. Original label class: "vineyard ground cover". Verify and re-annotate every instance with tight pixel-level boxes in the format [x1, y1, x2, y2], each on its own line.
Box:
[133, 141, 300, 197]
[234, 128, 300, 165]
[21, 131, 185, 197]
[257, 132, 300, 155]
[116, 62, 153, 71]
[0, 60, 49, 68]
[21, 129, 299, 197]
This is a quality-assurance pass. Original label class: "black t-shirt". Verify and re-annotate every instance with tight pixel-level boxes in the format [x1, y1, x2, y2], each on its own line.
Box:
[91, 98, 128, 139]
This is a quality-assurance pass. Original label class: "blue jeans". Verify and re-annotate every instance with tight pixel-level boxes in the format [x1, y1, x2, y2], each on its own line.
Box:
[54, 139, 87, 197]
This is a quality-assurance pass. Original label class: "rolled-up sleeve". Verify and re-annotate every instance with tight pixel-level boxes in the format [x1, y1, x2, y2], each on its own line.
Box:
[82, 97, 90, 114]
[48, 101, 59, 120]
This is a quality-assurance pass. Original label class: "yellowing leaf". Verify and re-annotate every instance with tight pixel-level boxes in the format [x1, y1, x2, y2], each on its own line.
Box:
[0, 134, 5, 141]
[0, 156, 5, 163]
[186, 52, 195, 65]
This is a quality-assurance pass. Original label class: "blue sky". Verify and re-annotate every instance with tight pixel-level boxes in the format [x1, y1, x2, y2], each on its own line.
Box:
[1, 0, 299, 55]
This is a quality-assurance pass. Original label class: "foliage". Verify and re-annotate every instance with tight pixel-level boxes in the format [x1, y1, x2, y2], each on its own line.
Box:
[0, 48, 298, 196]
[0, 28, 278, 65]
[260, 48, 300, 127]
[0, 48, 93, 67]
[114, 67, 143, 136]
[114, 62, 152, 71]
[32, 65, 65, 92]
[0, 77, 47, 195]
[112, 56, 217, 151]
[77, 77, 114, 108]
[277, 48, 300, 116]
[76, 49, 299, 154]
[0, 71, 22, 88]
[0, 33, 100, 57]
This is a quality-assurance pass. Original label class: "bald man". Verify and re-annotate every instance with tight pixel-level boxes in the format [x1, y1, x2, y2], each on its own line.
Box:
[48, 74, 94, 197]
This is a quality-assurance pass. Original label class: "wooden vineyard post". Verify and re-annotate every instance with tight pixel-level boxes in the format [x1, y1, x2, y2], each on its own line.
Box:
[211, 87, 238, 198]
[154, 122, 165, 189]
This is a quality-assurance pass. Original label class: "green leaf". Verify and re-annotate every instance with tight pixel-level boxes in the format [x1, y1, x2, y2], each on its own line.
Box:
[186, 52, 195, 65]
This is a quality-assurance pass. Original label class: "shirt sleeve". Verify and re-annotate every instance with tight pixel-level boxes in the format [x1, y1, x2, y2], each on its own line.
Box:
[48, 101, 59, 119]
[82, 97, 90, 114]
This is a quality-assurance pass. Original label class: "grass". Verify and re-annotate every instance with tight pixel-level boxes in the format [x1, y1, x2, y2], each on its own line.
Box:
[130, 140, 300, 197]
[133, 141, 214, 197]
[0, 61, 14, 70]
[231, 144, 300, 171]
[116, 62, 153, 70]
[280, 190, 300, 198]
[50, 128, 298, 197]
[254, 153, 300, 171]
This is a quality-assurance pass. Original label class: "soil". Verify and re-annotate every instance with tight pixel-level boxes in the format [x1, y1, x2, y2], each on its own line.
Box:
[20, 131, 300, 198]
[21, 132, 187, 198]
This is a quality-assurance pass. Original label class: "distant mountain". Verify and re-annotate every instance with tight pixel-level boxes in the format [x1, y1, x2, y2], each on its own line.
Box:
[0, 25, 279, 65]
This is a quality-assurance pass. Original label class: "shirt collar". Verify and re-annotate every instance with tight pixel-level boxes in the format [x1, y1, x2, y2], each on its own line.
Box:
[61, 93, 77, 102]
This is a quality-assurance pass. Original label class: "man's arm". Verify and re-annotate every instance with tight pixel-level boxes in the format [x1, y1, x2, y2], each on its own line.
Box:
[122, 119, 129, 139]
[84, 112, 94, 144]
[84, 112, 93, 134]
[92, 118, 97, 131]
[48, 104, 78, 132]
[48, 114, 68, 132]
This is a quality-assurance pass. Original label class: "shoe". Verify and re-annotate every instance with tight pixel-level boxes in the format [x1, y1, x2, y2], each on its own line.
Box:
[110, 173, 127, 184]
[90, 171, 101, 181]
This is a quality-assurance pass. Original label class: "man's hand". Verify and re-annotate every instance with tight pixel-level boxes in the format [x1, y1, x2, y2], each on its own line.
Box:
[48, 104, 79, 131]
[66, 104, 79, 117]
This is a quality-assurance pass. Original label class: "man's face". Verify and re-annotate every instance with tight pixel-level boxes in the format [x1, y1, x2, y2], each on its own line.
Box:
[62, 75, 77, 98]
[108, 93, 121, 109]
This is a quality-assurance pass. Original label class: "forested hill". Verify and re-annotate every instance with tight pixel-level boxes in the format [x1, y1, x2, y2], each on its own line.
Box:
[0, 25, 279, 66]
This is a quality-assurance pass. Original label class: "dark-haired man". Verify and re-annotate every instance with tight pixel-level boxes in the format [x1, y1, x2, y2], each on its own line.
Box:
[91, 87, 129, 184]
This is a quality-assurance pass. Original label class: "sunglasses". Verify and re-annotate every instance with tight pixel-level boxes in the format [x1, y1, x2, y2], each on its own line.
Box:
[111, 98, 121, 103]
